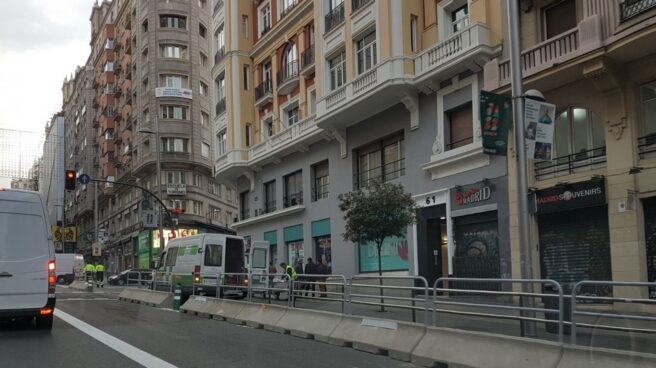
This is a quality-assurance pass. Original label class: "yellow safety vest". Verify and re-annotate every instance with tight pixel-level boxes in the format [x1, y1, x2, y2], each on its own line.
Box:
[285, 265, 297, 281]
[95, 264, 105, 272]
[84, 264, 95, 272]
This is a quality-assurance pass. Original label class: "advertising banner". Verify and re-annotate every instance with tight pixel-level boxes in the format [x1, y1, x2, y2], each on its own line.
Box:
[479, 91, 511, 156]
[358, 235, 409, 273]
[524, 98, 556, 161]
[138, 231, 151, 269]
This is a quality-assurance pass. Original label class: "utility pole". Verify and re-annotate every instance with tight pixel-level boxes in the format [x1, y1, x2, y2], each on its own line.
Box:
[94, 181, 99, 250]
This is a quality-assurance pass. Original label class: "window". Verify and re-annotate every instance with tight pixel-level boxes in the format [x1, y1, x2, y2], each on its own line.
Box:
[640, 81, 656, 136]
[160, 15, 187, 29]
[283, 43, 298, 72]
[264, 180, 276, 213]
[193, 174, 203, 187]
[357, 134, 405, 188]
[215, 75, 226, 102]
[199, 23, 207, 38]
[242, 15, 249, 38]
[208, 182, 217, 195]
[167, 199, 187, 211]
[200, 142, 210, 158]
[283, 170, 303, 207]
[451, 4, 469, 33]
[328, 51, 346, 90]
[160, 44, 187, 59]
[553, 107, 605, 159]
[204, 244, 223, 266]
[161, 138, 189, 153]
[217, 129, 227, 155]
[262, 117, 274, 139]
[410, 16, 418, 52]
[200, 52, 208, 67]
[312, 161, 329, 201]
[259, 2, 271, 36]
[215, 26, 225, 52]
[200, 81, 209, 96]
[287, 106, 299, 126]
[308, 89, 317, 115]
[245, 124, 252, 147]
[191, 200, 203, 215]
[243, 65, 249, 90]
[543, 0, 576, 40]
[201, 111, 210, 126]
[445, 102, 473, 150]
[166, 247, 178, 266]
[356, 31, 377, 75]
[208, 206, 221, 221]
[159, 74, 189, 89]
[199, 0, 207, 8]
[160, 105, 189, 120]
[240, 191, 250, 220]
[167, 171, 186, 184]
[142, 19, 149, 32]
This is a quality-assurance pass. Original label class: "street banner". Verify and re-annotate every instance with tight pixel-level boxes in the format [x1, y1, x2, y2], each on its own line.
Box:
[524, 98, 556, 161]
[479, 91, 511, 156]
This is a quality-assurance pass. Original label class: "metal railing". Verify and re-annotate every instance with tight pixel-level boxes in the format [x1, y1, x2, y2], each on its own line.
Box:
[277, 60, 299, 85]
[571, 280, 656, 345]
[620, 0, 656, 23]
[301, 45, 315, 70]
[264, 199, 277, 214]
[283, 191, 303, 207]
[125, 272, 153, 288]
[325, 3, 345, 33]
[254, 79, 273, 101]
[291, 274, 347, 314]
[215, 98, 226, 116]
[534, 146, 607, 180]
[638, 133, 656, 157]
[214, 47, 226, 64]
[445, 136, 473, 151]
[352, 0, 373, 12]
[279, 0, 300, 20]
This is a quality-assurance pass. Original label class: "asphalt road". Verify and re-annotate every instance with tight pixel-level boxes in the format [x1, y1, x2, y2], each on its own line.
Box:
[0, 286, 417, 368]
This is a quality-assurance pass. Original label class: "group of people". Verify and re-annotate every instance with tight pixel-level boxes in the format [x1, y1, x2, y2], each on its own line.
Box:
[270, 257, 330, 299]
[83, 261, 105, 288]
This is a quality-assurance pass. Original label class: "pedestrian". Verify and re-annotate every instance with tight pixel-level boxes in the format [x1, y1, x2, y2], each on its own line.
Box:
[294, 259, 304, 295]
[303, 258, 317, 297]
[84, 262, 95, 284]
[279, 262, 297, 301]
[267, 262, 278, 300]
[316, 260, 329, 298]
[94, 261, 105, 288]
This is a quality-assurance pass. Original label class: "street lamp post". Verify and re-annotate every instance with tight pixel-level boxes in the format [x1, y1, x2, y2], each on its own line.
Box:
[139, 116, 164, 267]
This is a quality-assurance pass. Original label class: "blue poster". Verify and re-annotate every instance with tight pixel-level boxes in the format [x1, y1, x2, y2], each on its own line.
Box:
[358, 235, 409, 273]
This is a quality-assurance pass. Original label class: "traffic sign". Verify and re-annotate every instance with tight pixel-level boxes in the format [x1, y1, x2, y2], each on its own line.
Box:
[78, 174, 91, 185]
[141, 199, 151, 209]
[92, 242, 102, 257]
[142, 210, 158, 229]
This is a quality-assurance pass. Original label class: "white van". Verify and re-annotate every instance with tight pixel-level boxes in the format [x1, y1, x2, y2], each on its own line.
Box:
[153, 233, 247, 298]
[54, 253, 85, 284]
[0, 189, 56, 330]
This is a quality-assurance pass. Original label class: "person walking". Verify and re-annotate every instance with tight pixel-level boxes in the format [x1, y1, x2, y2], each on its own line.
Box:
[84, 262, 95, 284]
[303, 258, 317, 297]
[316, 260, 329, 298]
[279, 262, 297, 301]
[94, 262, 105, 288]
[293, 259, 304, 295]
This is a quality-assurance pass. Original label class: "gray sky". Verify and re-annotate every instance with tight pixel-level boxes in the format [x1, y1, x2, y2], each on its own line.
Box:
[0, 0, 91, 133]
[0, 0, 92, 186]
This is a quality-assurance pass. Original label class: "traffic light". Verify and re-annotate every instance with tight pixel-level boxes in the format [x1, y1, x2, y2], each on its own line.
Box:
[65, 170, 76, 191]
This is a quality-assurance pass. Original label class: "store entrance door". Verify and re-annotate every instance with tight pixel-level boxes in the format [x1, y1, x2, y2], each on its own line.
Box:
[417, 204, 447, 287]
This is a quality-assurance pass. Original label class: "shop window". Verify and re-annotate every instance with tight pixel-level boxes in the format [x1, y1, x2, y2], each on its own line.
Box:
[542, 0, 577, 40]
[358, 235, 408, 273]
[314, 235, 332, 270]
[287, 240, 304, 265]
[283, 170, 303, 207]
[553, 107, 605, 160]
[356, 133, 405, 188]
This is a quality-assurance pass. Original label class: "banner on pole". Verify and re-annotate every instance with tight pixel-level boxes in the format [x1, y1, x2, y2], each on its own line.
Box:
[479, 91, 511, 156]
[524, 98, 556, 161]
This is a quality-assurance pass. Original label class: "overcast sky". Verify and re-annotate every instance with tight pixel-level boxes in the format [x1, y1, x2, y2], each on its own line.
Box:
[0, 0, 92, 133]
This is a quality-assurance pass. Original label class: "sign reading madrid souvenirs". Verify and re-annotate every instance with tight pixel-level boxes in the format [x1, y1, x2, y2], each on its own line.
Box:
[534, 179, 606, 214]
[155, 87, 193, 99]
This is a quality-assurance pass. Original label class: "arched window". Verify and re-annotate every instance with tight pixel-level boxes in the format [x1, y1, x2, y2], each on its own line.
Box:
[553, 107, 605, 159]
[282, 42, 297, 77]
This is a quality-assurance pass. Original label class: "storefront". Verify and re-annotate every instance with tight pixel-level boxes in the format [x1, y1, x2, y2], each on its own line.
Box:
[283, 224, 304, 265]
[263, 230, 278, 265]
[642, 197, 656, 298]
[414, 189, 448, 285]
[535, 179, 611, 292]
[311, 219, 331, 271]
[450, 178, 509, 286]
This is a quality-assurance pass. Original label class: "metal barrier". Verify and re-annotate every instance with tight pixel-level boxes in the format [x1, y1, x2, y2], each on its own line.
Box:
[291, 274, 347, 314]
[571, 280, 656, 345]
[126, 272, 152, 288]
[247, 273, 292, 305]
[347, 276, 429, 324]
[433, 277, 565, 344]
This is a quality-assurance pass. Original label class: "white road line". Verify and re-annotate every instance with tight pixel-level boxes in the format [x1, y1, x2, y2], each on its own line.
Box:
[54, 309, 179, 368]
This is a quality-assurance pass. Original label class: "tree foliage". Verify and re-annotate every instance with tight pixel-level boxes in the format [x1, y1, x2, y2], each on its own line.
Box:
[338, 180, 418, 250]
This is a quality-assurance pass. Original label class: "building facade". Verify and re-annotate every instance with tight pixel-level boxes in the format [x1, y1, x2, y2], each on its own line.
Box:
[483, 0, 656, 297]
[39, 114, 66, 229]
[213, 0, 509, 282]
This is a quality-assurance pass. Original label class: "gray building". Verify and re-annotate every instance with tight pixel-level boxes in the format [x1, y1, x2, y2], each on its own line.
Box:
[39, 114, 65, 229]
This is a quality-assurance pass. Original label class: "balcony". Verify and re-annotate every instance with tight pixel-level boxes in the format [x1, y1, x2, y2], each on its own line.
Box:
[254, 79, 273, 108]
[534, 147, 607, 181]
[352, 0, 374, 13]
[276, 60, 299, 95]
[300, 45, 315, 76]
[239, 208, 250, 221]
[101, 138, 116, 154]
[325, 3, 345, 33]
[280, 0, 300, 20]
[215, 98, 226, 116]
[99, 93, 114, 108]
[248, 115, 326, 164]
[213, 149, 249, 182]
[620, 0, 656, 23]
[638, 134, 656, 158]
[263, 200, 277, 214]
[214, 47, 226, 65]
[415, 23, 495, 89]
[283, 191, 303, 208]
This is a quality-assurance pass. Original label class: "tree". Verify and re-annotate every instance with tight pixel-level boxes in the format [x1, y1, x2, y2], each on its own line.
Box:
[338, 180, 418, 311]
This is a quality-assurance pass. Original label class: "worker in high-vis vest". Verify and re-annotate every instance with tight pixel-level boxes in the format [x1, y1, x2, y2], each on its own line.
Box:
[94, 262, 106, 288]
[84, 263, 95, 283]
[279, 262, 297, 281]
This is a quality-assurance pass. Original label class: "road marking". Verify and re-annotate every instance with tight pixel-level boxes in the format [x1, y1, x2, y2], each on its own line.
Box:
[54, 309, 179, 368]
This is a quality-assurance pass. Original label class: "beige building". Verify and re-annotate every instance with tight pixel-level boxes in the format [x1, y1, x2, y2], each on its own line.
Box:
[484, 0, 656, 296]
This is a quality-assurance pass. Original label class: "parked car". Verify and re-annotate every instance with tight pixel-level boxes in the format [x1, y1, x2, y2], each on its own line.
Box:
[0, 189, 56, 330]
[108, 269, 152, 286]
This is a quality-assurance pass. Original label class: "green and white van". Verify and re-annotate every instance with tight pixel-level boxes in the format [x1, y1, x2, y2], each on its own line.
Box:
[152, 234, 247, 298]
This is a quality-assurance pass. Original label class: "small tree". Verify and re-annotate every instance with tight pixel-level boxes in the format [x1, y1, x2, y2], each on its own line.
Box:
[338, 180, 418, 311]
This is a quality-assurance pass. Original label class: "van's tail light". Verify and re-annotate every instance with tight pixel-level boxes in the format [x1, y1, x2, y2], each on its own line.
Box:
[48, 260, 56, 294]
[244, 275, 249, 285]
[194, 265, 200, 284]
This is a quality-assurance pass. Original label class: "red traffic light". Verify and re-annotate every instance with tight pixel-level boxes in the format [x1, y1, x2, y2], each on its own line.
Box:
[65, 170, 76, 190]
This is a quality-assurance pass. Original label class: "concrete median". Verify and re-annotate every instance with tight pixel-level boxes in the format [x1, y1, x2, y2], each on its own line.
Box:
[68, 280, 87, 290]
[328, 315, 426, 362]
[117, 288, 173, 308]
[235, 303, 288, 330]
[274, 308, 343, 343]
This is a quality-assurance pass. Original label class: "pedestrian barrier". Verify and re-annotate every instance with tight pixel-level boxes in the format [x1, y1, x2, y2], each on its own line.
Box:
[273, 307, 344, 342]
[433, 277, 565, 343]
[234, 302, 288, 330]
[571, 280, 656, 345]
[117, 288, 173, 308]
[291, 274, 347, 313]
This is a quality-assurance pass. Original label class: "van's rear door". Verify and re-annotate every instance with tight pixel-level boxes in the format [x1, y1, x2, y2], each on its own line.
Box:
[249, 241, 269, 288]
[0, 191, 51, 310]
